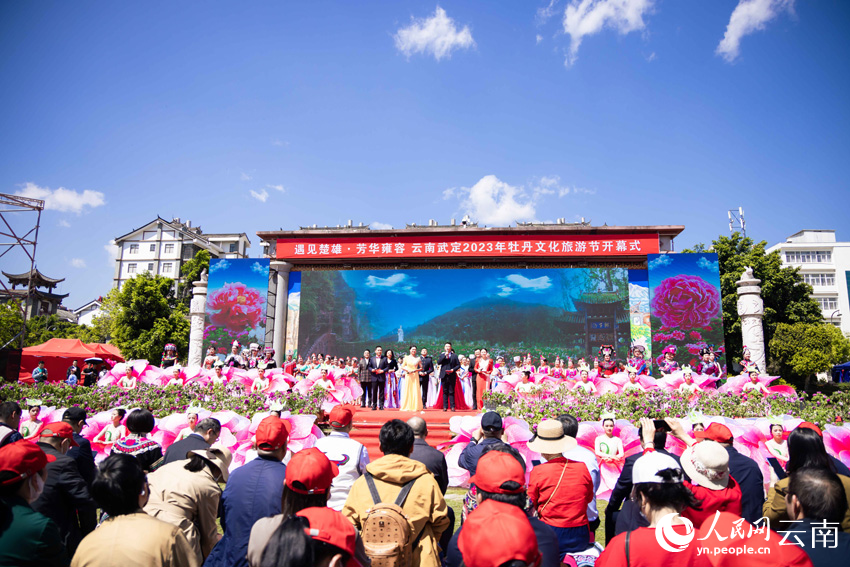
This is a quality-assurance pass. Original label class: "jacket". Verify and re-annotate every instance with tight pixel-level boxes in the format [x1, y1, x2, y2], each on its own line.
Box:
[410, 438, 449, 494]
[358, 358, 371, 383]
[314, 431, 370, 510]
[0, 494, 68, 567]
[342, 454, 450, 567]
[726, 446, 766, 524]
[163, 434, 211, 466]
[68, 433, 96, 487]
[446, 513, 559, 567]
[71, 512, 199, 567]
[144, 459, 223, 563]
[367, 356, 388, 381]
[682, 477, 743, 527]
[420, 356, 434, 379]
[528, 456, 593, 528]
[32, 443, 97, 556]
[458, 437, 505, 477]
[203, 456, 287, 567]
[437, 352, 460, 382]
[764, 474, 850, 532]
[607, 449, 683, 513]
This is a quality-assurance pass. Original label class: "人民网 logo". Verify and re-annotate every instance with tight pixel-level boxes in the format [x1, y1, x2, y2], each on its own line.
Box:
[655, 513, 695, 553]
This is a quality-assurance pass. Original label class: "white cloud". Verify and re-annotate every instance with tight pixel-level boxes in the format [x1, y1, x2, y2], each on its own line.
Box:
[537, 0, 561, 23]
[241, 172, 253, 181]
[364, 273, 421, 297]
[716, 0, 794, 63]
[697, 257, 720, 271]
[70, 258, 86, 268]
[497, 284, 516, 297]
[394, 6, 475, 61]
[370, 222, 394, 230]
[58, 220, 71, 228]
[104, 240, 119, 261]
[267, 184, 285, 192]
[648, 254, 672, 270]
[562, 0, 654, 66]
[251, 261, 270, 276]
[287, 291, 301, 309]
[447, 175, 536, 226]
[505, 274, 553, 291]
[646, 51, 657, 62]
[271, 139, 289, 147]
[210, 259, 230, 273]
[249, 189, 269, 202]
[15, 182, 105, 214]
[536, 34, 544, 44]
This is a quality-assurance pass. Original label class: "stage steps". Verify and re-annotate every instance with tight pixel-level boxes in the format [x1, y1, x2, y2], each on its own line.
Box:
[347, 408, 477, 459]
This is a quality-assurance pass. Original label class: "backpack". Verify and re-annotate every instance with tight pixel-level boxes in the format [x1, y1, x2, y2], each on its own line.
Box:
[360, 471, 421, 567]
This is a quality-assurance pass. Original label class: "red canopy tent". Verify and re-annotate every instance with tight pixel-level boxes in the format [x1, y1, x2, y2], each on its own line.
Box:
[19, 338, 122, 384]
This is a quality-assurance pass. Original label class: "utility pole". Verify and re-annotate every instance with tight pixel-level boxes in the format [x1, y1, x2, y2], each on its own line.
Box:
[728, 207, 746, 238]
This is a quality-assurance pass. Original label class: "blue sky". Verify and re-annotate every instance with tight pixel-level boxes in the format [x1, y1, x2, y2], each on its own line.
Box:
[1, 1, 848, 308]
[208, 258, 270, 293]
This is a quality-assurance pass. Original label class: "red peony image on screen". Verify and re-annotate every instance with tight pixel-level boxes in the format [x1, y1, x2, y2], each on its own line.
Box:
[207, 282, 265, 332]
[650, 274, 720, 330]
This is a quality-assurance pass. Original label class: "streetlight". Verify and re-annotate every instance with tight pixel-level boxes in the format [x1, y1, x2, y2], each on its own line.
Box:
[830, 310, 841, 326]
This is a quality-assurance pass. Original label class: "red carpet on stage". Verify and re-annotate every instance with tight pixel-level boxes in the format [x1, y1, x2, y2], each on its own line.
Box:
[347, 408, 478, 458]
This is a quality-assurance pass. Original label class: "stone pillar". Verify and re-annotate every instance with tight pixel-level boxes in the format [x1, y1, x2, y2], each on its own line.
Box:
[271, 261, 292, 366]
[188, 275, 208, 367]
[736, 267, 767, 374]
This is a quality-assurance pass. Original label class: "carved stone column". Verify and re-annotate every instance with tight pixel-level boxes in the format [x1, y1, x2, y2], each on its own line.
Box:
[271, 261, 292, 366]
[188, 275, 208, 367]
[736, 267, 766, 374]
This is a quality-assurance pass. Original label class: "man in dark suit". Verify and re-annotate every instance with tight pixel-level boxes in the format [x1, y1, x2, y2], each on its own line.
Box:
[419, 348, 434, 405]
[366, 346, 388, 410]
[358, 349, 371, 408]
[32, 422, 97, 556]
[162, 417, 221, 465]
[437, 342, 460, 411]
[605, 425, 682, 543]
[62, 407, 96, 487]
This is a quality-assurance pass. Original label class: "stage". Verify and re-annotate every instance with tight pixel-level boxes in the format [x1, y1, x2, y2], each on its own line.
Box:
[347, 407, 479, 458]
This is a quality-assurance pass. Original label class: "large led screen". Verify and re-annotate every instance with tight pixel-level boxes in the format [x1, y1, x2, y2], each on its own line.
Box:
[203, 258, 270, 357]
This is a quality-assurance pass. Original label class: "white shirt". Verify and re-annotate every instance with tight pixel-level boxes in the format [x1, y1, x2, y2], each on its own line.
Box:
[314, 431, 370, 511]
[563, 445, 600, 521]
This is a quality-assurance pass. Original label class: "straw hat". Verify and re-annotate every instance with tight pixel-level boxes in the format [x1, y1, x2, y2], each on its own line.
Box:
[189, 447, 233, 482]
[527, 419, 577, 454]
[681, 440, 730, 490]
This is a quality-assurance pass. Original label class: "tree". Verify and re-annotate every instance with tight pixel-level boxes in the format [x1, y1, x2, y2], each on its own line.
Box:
[111, 272, 190, 362]
[0, 301, 25, 348]
[769, 323, 850, 391]
[178, 249, 211, 308]
[684, 233, 822, 367]
[75, 289, 119, 344]
[24, 314, 82, 346]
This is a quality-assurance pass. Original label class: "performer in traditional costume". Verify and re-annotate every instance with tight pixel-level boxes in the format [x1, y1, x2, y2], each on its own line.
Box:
[598, 345, 618, 377]
[225, 341, 246, 369]
[696, 347, 719, 377]
[210, 361, 227, 386]
[119, 365, 137, 390]
[93, 407, 128, 446]
[160, 343, 178, 368]
[677, 366, 701, 395]
[594, 413, 624, 463]
[250, 365, 271, 393]
[622, 367, 645, 393]
[18, 399, 43, 440]
[740, 346, 759, 373]
[175, 406, 202, 442]
[203, 346, 219, 370]
[741, 364, 769, 395]
[765, 419, 789, 463]
[627, 345, 649, 376]
[574, 366, 597, 394]
[657, 345, 679, 375]
[260, 348, 277, 369]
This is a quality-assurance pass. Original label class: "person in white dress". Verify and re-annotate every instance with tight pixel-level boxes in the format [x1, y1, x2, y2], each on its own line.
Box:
[678, 367, 701, 395]
[574, 368, 597, 394]
[210, 362, 227, 386]
[594, 414, 624, 463]
[166, 366, 184, 388]
[93, 407, 128, 446]
[251, 366, 271, 393]
[765, 421, 789, 461]
[458, 356, 474, 408]
[515, 370, 535, 395]
[741, 366, 768, 395]
[175, 406, 202, 442]
[622, 366, 645, 393]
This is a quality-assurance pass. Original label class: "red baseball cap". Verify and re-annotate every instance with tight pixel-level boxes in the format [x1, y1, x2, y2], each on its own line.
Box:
[459, 500, 541, 567]
[329, 405, 355, 428]
[695, 423, 733, 444]
[469, 452, 526, 494]
[40, 422, 79, 446]
[796, 422, 823, 437]
[297, 507, 362, 567]
[0, 440, 56, 485]
[256, 416, 291, 450]
[285, 448, 339, 494]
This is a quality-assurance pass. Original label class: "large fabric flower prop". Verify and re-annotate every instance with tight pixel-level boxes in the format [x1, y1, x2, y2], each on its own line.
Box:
[207, 282, 265, 332]
[651, 274, 720, 329]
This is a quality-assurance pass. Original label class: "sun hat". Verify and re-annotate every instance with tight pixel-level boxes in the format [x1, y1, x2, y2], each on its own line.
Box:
[681, 440, 730, 490]
[695, 422, 733, 444]
[632, 451, 684, 484]
[458, 499, 541, 567]
[256, 416, 290, 451]
[469, 452, 526, 494]
[527, 419, 577, 454]
[296, 507, 362, 567]
[285, 448, 339, 494]
[189, 447, 233, 482]
[0, 441, 56, 485]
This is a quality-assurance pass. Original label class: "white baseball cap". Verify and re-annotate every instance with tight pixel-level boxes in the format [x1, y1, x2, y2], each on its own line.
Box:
[632, 452, 683, 484]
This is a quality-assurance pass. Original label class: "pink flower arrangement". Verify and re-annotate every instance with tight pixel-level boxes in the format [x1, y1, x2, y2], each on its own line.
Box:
[651, 274, 720, 329]
[671, 331, 686, 341]
[207, 282, 266, 332]
[689, 331, 703, 341]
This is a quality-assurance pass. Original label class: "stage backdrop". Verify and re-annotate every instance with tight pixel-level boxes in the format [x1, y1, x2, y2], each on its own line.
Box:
[203, 258, 270, 357]
[647, 253, 725, 374]
[291, 267, 641, 362]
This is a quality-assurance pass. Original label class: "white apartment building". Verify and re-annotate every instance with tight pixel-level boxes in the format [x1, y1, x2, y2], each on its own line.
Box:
[112, 217, 251, 290]
[767, 230, 850, 335]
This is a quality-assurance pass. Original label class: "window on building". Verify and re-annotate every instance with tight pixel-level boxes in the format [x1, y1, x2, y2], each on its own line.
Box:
[163, 262, 173, 273]
[127, 263, 137, 274]
[129, 244, 139, 254]
[785, 250, 832, 263]
[147, 263, 154, 272]
[165, 243, 175, 254]
[229, 243, 238, 253]
[150, 244, 156, 252]
[816, 297, 839, 310]
[803, 273, 836, 287]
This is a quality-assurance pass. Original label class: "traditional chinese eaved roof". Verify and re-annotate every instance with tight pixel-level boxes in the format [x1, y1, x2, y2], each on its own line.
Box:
[2, 269, 65, 289]
[0, 288, 69, 301]
[574, 292, 628, 305]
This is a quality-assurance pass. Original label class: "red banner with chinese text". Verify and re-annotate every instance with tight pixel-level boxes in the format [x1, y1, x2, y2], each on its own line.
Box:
[276, 234, 659, 260]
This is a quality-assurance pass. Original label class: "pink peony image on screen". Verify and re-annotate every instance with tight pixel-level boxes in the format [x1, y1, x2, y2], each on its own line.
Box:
[651, 274, 720, 329]
[208, 282, 265, 332]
